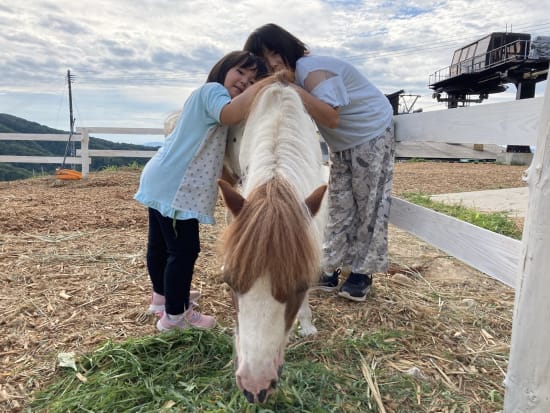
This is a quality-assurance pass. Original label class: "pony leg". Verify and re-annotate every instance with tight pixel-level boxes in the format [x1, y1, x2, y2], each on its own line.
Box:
[297, 291, 317, 336]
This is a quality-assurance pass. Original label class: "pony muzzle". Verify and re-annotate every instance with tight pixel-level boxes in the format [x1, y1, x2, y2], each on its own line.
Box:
[238, 374, 280, 403]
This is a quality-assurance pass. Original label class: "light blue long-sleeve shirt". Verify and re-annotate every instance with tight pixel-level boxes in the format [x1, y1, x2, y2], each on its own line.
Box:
[134, 82, 230, 224]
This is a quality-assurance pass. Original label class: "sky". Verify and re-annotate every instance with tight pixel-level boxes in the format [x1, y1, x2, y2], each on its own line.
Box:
[0, 0, 548, 145]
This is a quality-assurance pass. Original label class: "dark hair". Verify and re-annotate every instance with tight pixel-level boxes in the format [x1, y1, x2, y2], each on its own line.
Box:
[243, 23, 308, 70]
[207, 50, 268, 83]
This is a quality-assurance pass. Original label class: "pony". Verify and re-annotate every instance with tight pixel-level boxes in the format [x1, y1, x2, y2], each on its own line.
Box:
[163, 78, 327, 403]
[218, 80, 327, 403]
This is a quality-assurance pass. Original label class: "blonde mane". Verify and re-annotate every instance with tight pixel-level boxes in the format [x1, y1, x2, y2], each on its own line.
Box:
[220, 82, 324, 302]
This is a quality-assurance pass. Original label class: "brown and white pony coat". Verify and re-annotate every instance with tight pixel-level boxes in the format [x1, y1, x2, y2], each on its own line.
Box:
[218, 80, 327, 403]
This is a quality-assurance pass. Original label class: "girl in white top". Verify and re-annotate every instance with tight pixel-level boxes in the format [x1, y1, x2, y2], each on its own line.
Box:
[135, 51, 268, 331]
[244, 24, 395, 302]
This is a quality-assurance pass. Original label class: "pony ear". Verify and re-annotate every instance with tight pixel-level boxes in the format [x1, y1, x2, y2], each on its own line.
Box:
[305, 184, 327, 217]
[218, 179, 245, 217]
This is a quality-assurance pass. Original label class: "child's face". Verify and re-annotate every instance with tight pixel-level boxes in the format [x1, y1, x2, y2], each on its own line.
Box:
[263, 49, 287, 73]
[224, 66, 258, 98]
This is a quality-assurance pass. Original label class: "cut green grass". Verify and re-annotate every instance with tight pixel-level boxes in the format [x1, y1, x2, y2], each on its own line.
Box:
[403, 192, 522, 239]
[26, 327, 489, 413]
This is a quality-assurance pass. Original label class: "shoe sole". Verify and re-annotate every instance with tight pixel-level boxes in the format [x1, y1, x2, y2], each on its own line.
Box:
[338, 290, 367, 302]
[156, 319, 190, 331]
[311, 285, 339, 292]
[194, 321, 217, 329]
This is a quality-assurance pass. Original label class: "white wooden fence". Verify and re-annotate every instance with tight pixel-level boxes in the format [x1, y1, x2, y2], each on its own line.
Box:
[0, 76, 548, 411]
[0, 127, 164, 176]
[391, 96, 543, 290]
[393, 87, 548, 412]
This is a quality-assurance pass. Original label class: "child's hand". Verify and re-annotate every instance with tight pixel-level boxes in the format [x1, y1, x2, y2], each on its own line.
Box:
[274, 69, 295, 84]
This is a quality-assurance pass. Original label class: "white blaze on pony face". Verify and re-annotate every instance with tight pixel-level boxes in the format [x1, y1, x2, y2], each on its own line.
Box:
[234, 276, 288, 401]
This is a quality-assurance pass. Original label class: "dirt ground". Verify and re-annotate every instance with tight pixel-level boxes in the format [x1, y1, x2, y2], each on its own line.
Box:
[0, 162, 528, 412]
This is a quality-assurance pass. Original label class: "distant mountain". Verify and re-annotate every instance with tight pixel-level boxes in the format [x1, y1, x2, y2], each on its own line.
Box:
[0, 114, 63, 134]
[0, 114, 154, 181]
[144, 141, 163, 148]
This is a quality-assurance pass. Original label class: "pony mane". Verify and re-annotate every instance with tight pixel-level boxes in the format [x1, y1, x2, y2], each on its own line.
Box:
[221, 177, 319, 302]
[240, 82, 322, 198]
[220, 81, 325, 302]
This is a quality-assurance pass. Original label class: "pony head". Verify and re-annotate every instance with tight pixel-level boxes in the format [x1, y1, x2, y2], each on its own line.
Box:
[218, 178, 326, 403]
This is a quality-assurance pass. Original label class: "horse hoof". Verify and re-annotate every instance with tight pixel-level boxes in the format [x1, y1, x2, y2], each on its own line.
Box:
[298, 325, 318, 336]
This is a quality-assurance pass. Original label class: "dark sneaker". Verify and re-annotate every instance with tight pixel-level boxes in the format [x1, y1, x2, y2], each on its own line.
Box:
[313, 268, 341, 292]
[338, 273, 372, 302]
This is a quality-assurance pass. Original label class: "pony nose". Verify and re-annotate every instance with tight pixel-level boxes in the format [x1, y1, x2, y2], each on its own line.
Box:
[243, 390, 254, 403]
[242, 381, 277, 404]
[238, 378, 276, 403]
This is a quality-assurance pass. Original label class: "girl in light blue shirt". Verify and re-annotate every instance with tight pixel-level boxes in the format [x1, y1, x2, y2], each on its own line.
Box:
[245, 24, 395, 303]
[135, 51, 267, 331]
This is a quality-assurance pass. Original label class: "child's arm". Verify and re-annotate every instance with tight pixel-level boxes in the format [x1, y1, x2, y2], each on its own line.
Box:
[290, 83, 340, 129]
[219, 79, 270, 125]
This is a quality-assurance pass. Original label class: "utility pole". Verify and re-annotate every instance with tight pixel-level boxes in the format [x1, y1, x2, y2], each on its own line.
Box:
[67, 69, 75, 134]
[56, 69, 82, 179]
[61, 70, 76, 168]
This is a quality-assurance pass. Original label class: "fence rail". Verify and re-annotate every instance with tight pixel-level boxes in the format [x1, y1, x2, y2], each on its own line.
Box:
[0, 127, 164, 175]
[386, 97, 544, 288]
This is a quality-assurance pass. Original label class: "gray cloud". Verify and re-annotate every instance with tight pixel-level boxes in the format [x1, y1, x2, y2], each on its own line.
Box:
[40, 15, 90, 35]
[0, 0, 547, 141]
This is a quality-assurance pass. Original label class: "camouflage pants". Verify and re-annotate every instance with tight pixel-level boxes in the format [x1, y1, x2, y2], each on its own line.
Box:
[322, 124, 395, 275]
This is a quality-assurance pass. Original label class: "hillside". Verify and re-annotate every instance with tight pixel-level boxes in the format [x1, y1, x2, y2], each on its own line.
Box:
[0, 114, 159, 181]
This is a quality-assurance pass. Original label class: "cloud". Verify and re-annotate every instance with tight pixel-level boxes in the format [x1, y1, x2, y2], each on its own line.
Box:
[0, 0, 547, 143]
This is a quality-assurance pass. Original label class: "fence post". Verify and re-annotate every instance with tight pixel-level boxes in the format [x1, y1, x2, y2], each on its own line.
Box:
[503, 67, 550, 411]
[80, 128, 90, 177]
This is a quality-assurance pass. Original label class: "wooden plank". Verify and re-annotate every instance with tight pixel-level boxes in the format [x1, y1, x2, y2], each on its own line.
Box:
[0, 134, 81, 142]
[76, 127, 164, 135]
[389, 197, 520, 288]
[77, 149, 157, 158]
[394, 97, 542, 145]
[503, 69, 550, 412]
[0, 156, 82, 164]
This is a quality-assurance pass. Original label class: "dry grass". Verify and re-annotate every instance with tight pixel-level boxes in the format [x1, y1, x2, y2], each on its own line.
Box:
[0, 162, 528, 412]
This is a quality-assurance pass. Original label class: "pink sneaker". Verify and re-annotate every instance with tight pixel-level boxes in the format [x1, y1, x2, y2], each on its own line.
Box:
[148, 290, 201, 317]
[156, 308, 216, 331]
